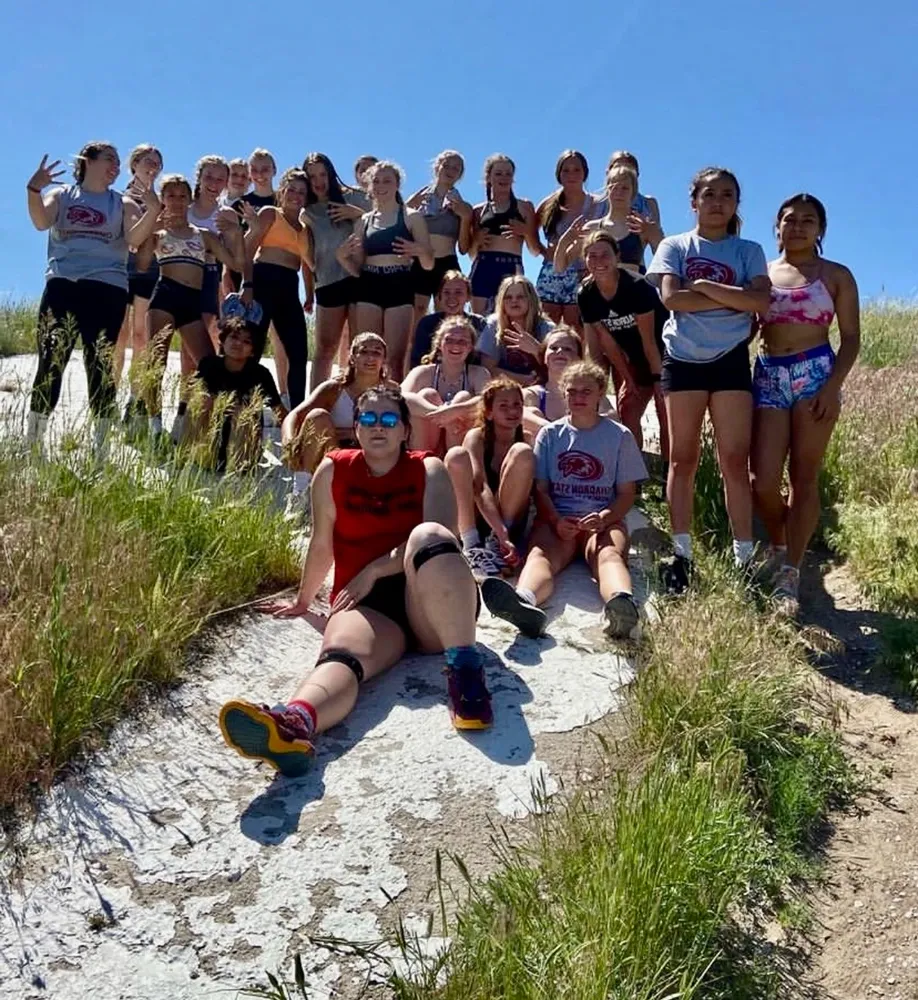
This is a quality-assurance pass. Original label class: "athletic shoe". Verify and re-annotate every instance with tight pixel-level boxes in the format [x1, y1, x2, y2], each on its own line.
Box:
[480, 577, 547, 638]
[465, 544, 502, 580]
[446, 661, 493, 730]
[483, 534, 513, 577]
[772, 565, 800, 617]
[602, 592, 640, 639]
[659, 554, 693, 596]
[219, 700, 314, 777]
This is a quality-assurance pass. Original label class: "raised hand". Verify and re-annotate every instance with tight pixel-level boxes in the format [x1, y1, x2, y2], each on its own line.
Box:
[28, 155, 65, 191]
[504, 322, 542, 356]
[327, 202, 363, 223]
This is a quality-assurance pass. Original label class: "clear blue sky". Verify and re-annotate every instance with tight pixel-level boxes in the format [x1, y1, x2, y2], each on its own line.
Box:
[2, 0, 915, 302]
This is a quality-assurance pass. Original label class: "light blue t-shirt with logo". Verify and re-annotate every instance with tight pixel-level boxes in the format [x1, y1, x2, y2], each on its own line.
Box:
[647, 232, 768, 362]
[534, 416, 647, 518]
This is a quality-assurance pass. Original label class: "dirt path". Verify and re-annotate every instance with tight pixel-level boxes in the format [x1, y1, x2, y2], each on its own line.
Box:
[801, 563, 918, 1000]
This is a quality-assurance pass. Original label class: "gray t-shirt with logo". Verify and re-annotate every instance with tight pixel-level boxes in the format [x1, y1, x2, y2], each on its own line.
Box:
[647, 232, 768, 362]
[534, 416, 647, 518]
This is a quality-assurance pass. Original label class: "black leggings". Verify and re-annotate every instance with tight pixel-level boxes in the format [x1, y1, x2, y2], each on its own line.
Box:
[30, 277, 128, 417]
[253, 261, 308, 407]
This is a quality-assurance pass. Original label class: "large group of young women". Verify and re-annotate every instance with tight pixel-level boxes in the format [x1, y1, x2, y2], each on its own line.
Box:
[23, 140, 860, 776]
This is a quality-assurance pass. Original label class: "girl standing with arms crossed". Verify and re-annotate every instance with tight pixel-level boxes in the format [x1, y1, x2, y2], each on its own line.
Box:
[647, 167, 771, 593]
[750, 194, 860, 612]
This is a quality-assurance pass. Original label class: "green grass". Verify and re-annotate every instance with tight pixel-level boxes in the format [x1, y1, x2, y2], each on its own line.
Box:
[0, 437, 298, 808]
[0, 300, 38, 357]
[249, 561, 854, 1000]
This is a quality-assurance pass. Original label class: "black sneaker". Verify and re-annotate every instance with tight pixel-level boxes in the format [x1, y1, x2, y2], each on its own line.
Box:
[659, 554, 693, 595]
[602, 593, 640, 638]
[480, 577, 547, 638]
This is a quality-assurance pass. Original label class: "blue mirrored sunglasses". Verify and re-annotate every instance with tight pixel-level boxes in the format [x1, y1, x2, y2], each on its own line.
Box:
[357, 410, 401, 428]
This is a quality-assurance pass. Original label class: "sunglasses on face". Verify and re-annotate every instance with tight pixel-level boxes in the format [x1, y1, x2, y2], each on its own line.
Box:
[357, 410, 401, 428]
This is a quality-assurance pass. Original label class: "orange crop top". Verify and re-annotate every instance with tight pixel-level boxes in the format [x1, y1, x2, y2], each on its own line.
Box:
[259, 210, 309, 260]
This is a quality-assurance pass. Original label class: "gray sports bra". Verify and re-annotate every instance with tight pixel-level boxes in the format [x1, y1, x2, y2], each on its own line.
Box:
[421, 188, 461, 240]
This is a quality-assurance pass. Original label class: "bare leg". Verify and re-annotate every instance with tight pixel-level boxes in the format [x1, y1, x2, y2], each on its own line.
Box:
[310, 304, 348, 390]
[785, 400, 838, 567]
[496, 442, 535, 524]
[409, 387, 444, 452]
[282, 407, 337, 472]
[442, 389, 475, 449]
[290, 609, 406, 732]
[708, 390, 754, 542]
[750, 407, 791, 549]
[542, 302, 563, 324]
[665, 391, 709, 535]
[144, 309, 177, 417]
[114, 304, 132, 385]
[617, 380, 651, 450]
[444, 447, 478, 535]
[585, 525, 632, 600]
[560, 303, 582, 331]
[382, 303, 414, 382]
[471, 296, 489, 316]
[404, 523, 479, 652]
[517, 521, 578, 605]
[355, 302, 383, 338]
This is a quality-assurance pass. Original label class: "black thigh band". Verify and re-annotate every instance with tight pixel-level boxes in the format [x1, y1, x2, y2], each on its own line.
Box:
[412, 539, 460, 573]
[315, 649, 364, 684]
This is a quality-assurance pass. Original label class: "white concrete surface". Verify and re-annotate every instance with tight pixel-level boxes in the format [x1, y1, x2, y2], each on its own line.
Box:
[0, 352, 655, 999]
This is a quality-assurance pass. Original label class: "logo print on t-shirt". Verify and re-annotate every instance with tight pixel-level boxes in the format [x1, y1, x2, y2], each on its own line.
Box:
[66, 205, 106, 227]
[557, 450, 604, 482]
[685, 256, 736, 285]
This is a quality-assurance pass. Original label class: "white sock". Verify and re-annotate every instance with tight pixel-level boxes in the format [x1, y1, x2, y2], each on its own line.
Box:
[770, 544, 787, 559]
[149, 415, 163, 435]
[26, 411, 48, 445]
[292, 471, 312, 495]
[460, 528, 481, 551]
[516, 587, 537, 607]
[733, 539, 755, 567]
[672, 533, 693, 560]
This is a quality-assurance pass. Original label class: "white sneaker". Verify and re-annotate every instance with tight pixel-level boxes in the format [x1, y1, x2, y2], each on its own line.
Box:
[464, 544, 502, 580]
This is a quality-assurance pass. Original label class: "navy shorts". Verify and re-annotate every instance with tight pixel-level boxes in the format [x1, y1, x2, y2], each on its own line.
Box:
[469, 251, 522, 301]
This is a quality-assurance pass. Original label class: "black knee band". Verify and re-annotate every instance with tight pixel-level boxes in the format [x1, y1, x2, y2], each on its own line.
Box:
[316, 649, 364, 684]
[412, 539, 460, 573]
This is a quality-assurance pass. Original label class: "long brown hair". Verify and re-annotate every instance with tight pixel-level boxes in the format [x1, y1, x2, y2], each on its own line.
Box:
[539, 149, 589, 239]
[476, 378, 524, 455]
[421, 316, 477, 365]
[337, 332, 389, 387]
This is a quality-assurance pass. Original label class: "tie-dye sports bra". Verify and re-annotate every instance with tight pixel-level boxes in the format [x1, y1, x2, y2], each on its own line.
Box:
[764, 276, 835, 327]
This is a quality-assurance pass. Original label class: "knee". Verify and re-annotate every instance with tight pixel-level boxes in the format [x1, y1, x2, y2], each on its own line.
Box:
[450, 390, 472, 404]
[404, 522, 461, 569]
[719, 449, 751, 482]
[444, 445, 471, 475]
[788, 464, 820, 498]
[418, 387, 441, 404]
[750, 469, 781, 500]
[283, 407, 329, 445]
[669, 446, 700, 476]
[505, 441, 535, 471]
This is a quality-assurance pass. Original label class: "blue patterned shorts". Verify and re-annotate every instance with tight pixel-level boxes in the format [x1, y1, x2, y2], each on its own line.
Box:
[535, 258, 584, 305]
[753, 344, 835, 409]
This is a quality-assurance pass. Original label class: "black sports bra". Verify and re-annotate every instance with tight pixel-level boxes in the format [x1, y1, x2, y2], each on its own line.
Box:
[478, 195, 523, 237]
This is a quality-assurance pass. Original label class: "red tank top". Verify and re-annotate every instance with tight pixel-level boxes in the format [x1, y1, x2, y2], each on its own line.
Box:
[330, 449, 428, 600]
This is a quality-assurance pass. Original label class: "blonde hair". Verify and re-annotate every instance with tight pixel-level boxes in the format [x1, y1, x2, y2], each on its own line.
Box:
[193, 154, 229, 200]
[494, 276, 542, 344]
[605, 164, 638, 202]
[338, 332, 389, 386]
[560, 360, 607, 395]
[228, 157, 248, 171]
[128, 143, 162, 173]
[421, 316, 477, 365]
[248, 148, 277, 171]
[432, 149, 465, 181]
[544, 325, 584, 358]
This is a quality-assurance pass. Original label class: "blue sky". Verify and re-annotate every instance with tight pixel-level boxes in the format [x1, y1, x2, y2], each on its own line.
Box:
[2, 0, 915, 302]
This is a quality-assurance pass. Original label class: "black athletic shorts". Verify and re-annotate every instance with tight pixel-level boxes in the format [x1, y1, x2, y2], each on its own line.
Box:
[200, 263, 221, 316]
[358, 569, 481, 649]
[411, 253, 460, 299]
[315, 276, 358, 309]
[127, 252, 158, 303]
[357, 266, 414, 310]
[661, 340, 752, 394]
[149, 276, 204, 329]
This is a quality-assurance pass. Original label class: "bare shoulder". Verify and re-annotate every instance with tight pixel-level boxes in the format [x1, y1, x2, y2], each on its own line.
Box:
[518, 199, 537, 217]
[822, 257, 856, 288]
